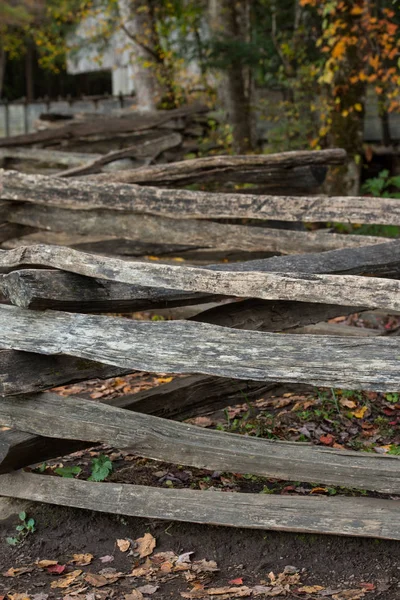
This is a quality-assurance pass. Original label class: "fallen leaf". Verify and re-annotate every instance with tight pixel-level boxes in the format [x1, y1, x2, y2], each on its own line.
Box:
[192, 559, 219, 573]
[160, 561, 174, 573]
[188, 586, 252, 598]
[50, 570, 82, 589]
[340, 398, 356, 409]
[360, 583, 375, 590]
[7, 595, 31, 600]
[125, 592, 144, 600]
[70, 554, 93, 566]
[3, 566, 34, 577]
[131, 565, 153, 577]
[332, 590, 366, 600]
[187, 416, 214, 428]
[292, 399, 317, 411]
[252, 586, 272, 596]
[310, 487, 328, 495]
[84, 573, 109, 587]
[319, 434, 335, 445]
[47, 564, 66, 574]
[137, 584, 159, 594]
[176, 551, 194, 565]
[135, 532, 156, 558]
[99, 555, 114, 563]
[352, 406, 368, 419]
[117, 538, 131, 553]
[229, 578, 243, 585]
[36, 560, 58, 568]
[157, 377, 173, 384]
[97, 568, 123, 583]
[298, 585, 325, 593]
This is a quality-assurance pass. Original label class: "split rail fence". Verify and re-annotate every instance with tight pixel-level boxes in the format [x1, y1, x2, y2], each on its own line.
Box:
[0, 147, 399, 262]
[0, 152, 399, 539]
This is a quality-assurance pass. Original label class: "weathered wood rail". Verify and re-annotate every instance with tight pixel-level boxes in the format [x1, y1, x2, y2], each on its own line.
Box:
[0, 240, 399, 540]
[0, 152, 399, 258]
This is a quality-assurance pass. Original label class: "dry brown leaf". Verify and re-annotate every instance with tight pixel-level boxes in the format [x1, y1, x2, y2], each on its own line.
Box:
[3, 566, 34, 577]
[125, 592, 144, 600]
[36, 560, 58, 568]
[137, 584, 159, 595]
[130, 565, 152, 577]
[332, 590, 366, 600]
[135, 532, 156, 558]
[298, 585, 325, 593]
[181, 587, 252, 598]
[192, 559, 219, 573]
[252, 586, 273, 596]
[339, 398, 357, 409]
[117, 538, 131, 552]
[292, 399, 317, 411]
[7, 594, 32, 600]
[84, 573, 109, 587]
[50, 569, 82, 589]
[186, 416, 214, 428]
[70, 554, 94, 566]
[160, 561, 174, 573]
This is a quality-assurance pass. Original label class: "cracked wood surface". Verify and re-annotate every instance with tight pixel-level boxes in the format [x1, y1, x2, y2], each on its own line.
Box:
[5, 203, 386, 254]
[1, 472, 399, 538]
[1, 245, 400, 312]
[0, 379, 278, 474]
[0, 392, 399, 494]
[1, 240, 399, 311]
[2, 168, 399, 224]
[0, 304, 400, 390]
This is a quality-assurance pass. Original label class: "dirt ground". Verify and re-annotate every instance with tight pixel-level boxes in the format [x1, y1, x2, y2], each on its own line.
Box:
[1, 501, 400, 600]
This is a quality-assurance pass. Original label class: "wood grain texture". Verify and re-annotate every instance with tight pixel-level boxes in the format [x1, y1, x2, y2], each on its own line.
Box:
[1, 231, 209, 259]
[1, 472, 400, 539]
[1, 245, 400, 312]
[2, 240, 400, 311]
[1, 304, 400, 390]
[1, 392, 399, 493]
[0, 378, 277, 473]
[0, 269, 223, 312]
[6, 204, 386, 254]
[93, 164, 331, 190]
[89, 149, 345, 184]
[3, 168, 400, 225]
[58, 132, 182, 177]
[0, 348, 129, 396]
[0, 147, 100, 167]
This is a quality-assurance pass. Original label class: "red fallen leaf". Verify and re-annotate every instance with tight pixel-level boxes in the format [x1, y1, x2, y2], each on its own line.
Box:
[281, 485, 296, 494]
[229, 578, 243, 585]
[383, 408, 395, 415]
[360, 583, 375, 590]
[319, 434, 335, 445]
[389, 420, 398, 425]
[47, 564, 66, 575]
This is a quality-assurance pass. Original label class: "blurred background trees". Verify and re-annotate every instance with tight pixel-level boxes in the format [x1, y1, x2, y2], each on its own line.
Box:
[0, 0, 399, 190]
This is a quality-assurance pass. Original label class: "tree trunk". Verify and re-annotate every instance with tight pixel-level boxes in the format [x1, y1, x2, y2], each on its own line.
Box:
[0, 46, 6, 99]
[119, 0, 162, 110]
[208, 0, 253, 152]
